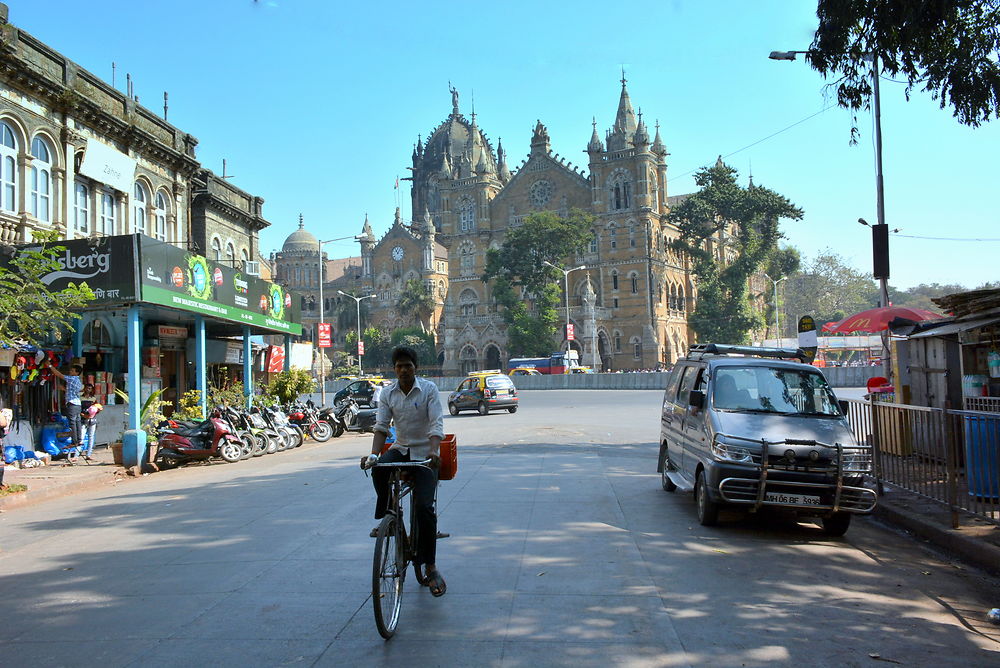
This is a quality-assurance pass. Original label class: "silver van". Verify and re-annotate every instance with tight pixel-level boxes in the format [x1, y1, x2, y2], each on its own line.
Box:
[657, 344, 876, 535]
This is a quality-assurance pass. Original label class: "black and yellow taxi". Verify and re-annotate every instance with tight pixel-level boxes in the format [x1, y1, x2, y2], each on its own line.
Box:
[448, 370, 518, 415]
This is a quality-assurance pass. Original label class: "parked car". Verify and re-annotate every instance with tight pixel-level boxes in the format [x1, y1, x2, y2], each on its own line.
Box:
[657, 344, 875, 535]
[570, 366, 595, 374]
[509, 367, 542, 376]
[448, 371, 518, 415]
[332, 376, 386, 408]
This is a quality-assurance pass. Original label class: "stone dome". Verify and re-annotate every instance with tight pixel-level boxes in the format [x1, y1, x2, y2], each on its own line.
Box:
[282, 217, 319, 253]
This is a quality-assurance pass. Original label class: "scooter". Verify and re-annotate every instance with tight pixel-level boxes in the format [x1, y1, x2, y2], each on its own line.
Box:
[265, 405, 304, 448]
[155, 409, 242, 467]
[325, 398, 377, 437]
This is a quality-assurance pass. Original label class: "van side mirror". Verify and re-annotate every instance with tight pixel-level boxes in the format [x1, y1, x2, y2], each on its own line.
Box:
[689, 390, 705, 409]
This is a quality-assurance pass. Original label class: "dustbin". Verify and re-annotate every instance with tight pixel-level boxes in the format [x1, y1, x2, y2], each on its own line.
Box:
[964, 415, 999, 499]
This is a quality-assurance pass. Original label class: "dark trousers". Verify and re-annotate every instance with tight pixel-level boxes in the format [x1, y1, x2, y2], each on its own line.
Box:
[372, 448, 438, 565]
[64, 403, 82, 446]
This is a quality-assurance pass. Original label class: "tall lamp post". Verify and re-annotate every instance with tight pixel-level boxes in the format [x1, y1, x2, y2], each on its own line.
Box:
[543, 260, 586, 357]
[771, 48, 892, 378]
[338, 290, 376, 376]
[316, 235, 361, 406]
[762, 273, 786, 345]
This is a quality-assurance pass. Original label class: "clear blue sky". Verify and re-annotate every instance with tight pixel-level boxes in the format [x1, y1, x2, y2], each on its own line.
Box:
[11, 0, 998, 291]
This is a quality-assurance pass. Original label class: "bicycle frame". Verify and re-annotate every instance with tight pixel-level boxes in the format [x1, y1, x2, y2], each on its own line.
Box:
[370, 459, 432, 640]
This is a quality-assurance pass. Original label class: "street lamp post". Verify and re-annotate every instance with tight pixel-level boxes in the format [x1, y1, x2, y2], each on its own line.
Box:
[763, 273, 786, 345]
[770, 49, 892, 378]
[543, 261, 586, 358]
[317, 235, 362, 405]
[338, 290, 376, 376]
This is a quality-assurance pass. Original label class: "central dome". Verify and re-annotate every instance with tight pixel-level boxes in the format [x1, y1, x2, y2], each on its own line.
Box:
[282, 218, 318, 253]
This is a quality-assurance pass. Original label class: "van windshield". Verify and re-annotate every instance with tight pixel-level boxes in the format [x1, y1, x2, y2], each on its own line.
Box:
[713, 366, 841, 416]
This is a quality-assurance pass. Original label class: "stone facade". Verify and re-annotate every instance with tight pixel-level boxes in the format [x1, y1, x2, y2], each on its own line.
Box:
[0, 6, 267, 262]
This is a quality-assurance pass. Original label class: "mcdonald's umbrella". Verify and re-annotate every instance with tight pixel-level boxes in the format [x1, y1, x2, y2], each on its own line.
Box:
[821, 306, 943, 334]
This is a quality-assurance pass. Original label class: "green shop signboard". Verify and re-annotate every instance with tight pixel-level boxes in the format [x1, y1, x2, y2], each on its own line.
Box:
[138, 237, 302, 335]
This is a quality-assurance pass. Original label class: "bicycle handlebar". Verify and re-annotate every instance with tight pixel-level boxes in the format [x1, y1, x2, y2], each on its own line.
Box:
[372, 458, 434, 468]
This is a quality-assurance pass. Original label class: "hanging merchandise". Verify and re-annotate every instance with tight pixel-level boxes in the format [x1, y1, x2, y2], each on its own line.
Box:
[989, 351, 1000, 379]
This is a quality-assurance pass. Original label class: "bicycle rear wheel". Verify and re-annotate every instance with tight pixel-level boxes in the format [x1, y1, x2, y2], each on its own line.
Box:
[373, 515, 405, 639]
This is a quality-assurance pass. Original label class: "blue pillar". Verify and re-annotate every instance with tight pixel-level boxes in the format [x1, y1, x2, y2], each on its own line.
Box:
[122, 304, 147, 468]
[72, 317, 84, 358]
[243, 326, 252, 410]
[283, 334, 291, 372]
[195, 315, 207, 418]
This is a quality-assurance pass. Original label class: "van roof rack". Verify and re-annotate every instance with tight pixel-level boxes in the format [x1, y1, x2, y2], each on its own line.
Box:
[688, 343, 806, 361]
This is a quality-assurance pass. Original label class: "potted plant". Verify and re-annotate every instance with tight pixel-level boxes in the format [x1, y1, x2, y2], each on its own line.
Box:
[113, 388, 169, 464]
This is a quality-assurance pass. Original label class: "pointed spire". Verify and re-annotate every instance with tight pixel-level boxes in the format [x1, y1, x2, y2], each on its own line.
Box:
[748, 160, 755, 189]
[614, 71, 637, 135]
[497, 138, 511, 182]
[588, 117, 604, 154]
[652, 120, 666, 155]
[633, 108, 649, 148]
[422, 205, 435, 238]
[361, 213, 375, 242]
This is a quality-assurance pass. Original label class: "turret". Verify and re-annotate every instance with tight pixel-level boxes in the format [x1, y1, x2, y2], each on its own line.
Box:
[530, 120, 551, 156]
[587, 117, 604, 156]
[497, 138, 511, 182]
[652, 121, 666, 159]
[360, 213, 376, 278]
[633, 110, 650, 151]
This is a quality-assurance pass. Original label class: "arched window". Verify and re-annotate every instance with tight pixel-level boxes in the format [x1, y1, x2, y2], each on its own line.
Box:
[0, 122, 18, 212]
[631, 336, 642, 359]
[241, 248, 249, 267]
[100, 191, 116, 235]
[459, 287, 479, 317]
[154, 191, 168, 241]
[629, 224, 636, 248]
[608, 223, 618, 249]
[589, 231, 598, 254]
[30, 136, 52, 222]
[631, 273, 639, 294]
[73, 182, 90, 234]
[210, 237, 222, 261]
[458, 197, 475, 233]
[225, 242, 235, 267]
[133, 182, 148, 234]
[614, 330, 622, 352]
[611, 270, 619, 291]
[608, 171, 631, 211]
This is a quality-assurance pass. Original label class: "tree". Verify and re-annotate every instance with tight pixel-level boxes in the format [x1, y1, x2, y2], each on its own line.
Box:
[396, 279, 435, 332]
[782, 250, 879, 333]
[261, 369, 315, 404]
[808, 0, 1000, 137]
[668, 161, 803, 344]
[389, 326, 437, 366]
[482, 209, 594, 356]
[0, 231, 95, 347]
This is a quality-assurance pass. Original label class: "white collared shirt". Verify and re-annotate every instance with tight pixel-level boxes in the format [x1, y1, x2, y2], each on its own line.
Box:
[374, 376, 444, 459]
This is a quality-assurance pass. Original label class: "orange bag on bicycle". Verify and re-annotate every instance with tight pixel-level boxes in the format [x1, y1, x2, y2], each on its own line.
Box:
[438, 433, 457, 480]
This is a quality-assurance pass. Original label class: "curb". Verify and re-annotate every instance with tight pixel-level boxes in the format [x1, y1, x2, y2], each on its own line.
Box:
[0, 468, 125, 512]
[875, 499, 1000, 577]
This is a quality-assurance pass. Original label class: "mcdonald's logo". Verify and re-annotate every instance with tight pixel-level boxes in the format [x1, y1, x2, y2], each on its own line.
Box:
[847, 317, 871, 329]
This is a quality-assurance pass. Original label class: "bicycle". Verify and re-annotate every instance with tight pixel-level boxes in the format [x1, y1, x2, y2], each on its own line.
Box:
[368, 458, 434, 639]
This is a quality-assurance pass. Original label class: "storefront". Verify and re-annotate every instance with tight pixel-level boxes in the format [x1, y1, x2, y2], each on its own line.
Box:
[6, 233, 302, 467]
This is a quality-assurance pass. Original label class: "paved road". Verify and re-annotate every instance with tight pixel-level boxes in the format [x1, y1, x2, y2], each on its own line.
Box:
[1, 390, 998, 667]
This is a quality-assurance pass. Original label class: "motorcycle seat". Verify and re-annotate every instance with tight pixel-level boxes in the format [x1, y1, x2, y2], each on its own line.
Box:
[170, 422, 213, 437]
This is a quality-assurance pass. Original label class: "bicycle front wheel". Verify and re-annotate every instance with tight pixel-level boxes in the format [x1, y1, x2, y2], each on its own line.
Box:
[373, 515, 405, 639]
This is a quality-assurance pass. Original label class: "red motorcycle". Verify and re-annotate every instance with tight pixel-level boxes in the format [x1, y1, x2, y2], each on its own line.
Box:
[286, 401, 333, 442]
[155, 411, 243, 467]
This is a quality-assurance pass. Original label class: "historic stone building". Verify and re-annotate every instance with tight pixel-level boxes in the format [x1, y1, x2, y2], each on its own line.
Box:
[0, 5, 268, 264]
[279, 78, 715, 373]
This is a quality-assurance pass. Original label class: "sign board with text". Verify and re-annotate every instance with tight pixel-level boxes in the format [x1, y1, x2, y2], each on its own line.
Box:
[358, 340, 365, 356]
[566, 323, 575, 341]
[318, 323, 331, 348]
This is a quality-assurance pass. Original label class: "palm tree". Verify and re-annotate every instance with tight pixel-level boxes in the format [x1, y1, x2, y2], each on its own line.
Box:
[396, 279, 435, 332]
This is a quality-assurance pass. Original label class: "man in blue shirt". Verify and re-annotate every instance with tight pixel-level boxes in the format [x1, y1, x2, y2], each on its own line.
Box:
[51, 364, 84, 450]
[362, 346, 446, 596]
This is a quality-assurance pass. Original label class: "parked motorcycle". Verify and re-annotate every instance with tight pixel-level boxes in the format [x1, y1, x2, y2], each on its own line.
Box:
[250, 407, 290, 452]
[155, 409, 242, 467]
[325, 398, 377, 437]
[287, 401, 333, 442]
[265, 405, 304, 448]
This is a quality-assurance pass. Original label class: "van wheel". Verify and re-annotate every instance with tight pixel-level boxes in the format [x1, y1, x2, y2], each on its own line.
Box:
[822, 512, 852, 537]
[695, 470, 719, 526]
[660, 451, 676, 492]
[448, 402, 459, 416]
[507, 406, 517, 414]
[477, 402, 489, 416]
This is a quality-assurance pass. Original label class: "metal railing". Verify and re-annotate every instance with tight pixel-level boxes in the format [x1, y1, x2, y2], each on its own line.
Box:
[843, 399, 999, 527]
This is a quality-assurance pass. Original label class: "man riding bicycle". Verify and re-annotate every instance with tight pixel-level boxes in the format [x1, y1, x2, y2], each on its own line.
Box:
[362, 346, 446, 597]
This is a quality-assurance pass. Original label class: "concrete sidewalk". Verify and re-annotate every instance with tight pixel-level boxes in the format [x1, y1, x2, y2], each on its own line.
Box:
[3, 442, 1000, 581]
[0, 444, 128, 511]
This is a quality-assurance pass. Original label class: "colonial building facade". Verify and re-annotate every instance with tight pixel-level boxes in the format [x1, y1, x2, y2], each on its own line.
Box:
[279, 79, 715, 373]
[0, 6, 268, 266]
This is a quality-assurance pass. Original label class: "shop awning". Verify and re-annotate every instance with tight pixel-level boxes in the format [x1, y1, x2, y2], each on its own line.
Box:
[909, 316, 1000, 338]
